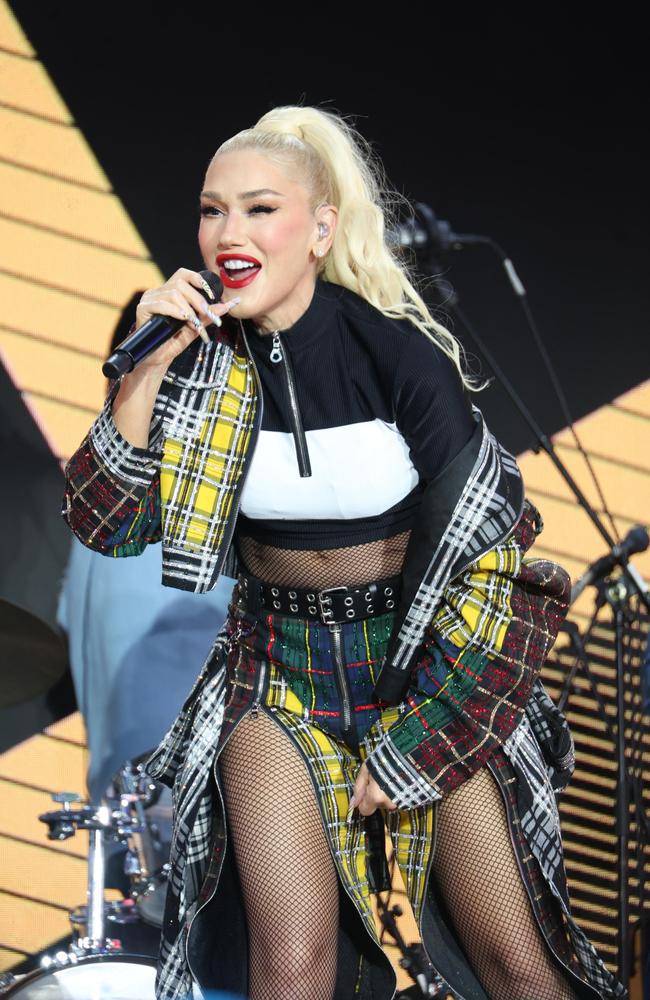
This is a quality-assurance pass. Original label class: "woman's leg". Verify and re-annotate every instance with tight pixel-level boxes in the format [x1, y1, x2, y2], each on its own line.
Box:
[219, 710, 340, 1000]
[431, 765, 577, 1000]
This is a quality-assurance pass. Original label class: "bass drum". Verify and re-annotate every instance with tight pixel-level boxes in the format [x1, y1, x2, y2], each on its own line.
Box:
[2, 953, 157, 999]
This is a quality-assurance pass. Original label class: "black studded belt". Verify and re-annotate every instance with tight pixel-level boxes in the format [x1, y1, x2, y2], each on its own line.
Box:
[236, 571, 402, 626]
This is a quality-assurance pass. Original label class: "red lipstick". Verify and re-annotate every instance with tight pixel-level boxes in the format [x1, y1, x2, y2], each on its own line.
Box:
[216, 253, 262, 289]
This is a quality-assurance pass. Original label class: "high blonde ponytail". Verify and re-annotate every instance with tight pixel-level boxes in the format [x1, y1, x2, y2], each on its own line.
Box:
[214, 105, 477, 390]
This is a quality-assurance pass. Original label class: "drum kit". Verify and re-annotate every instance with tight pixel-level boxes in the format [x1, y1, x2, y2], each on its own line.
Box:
[0, 600, 172, 999]
[1, 754, 173, 999]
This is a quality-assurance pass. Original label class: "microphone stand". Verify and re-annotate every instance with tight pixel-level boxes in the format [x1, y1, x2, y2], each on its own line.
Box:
[414, 240, 649, 991]
[374, 894, 452, 998]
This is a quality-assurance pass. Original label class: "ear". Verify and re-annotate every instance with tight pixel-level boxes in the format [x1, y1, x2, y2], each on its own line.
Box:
[313, 204, 338, 257]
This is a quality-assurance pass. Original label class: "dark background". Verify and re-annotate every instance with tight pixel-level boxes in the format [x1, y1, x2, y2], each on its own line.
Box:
[7, 9, 648, 454]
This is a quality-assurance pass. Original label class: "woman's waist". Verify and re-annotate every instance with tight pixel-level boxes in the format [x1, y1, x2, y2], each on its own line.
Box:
[235, 522, 411, 592]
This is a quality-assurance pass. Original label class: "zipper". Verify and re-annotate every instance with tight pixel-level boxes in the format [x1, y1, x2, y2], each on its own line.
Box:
[484, 758, 601, 999]
[413, 803, 467, 999]
[186, 655, 267, 985]
[329, 622, 354, 741]
[269, 330, 312, 478]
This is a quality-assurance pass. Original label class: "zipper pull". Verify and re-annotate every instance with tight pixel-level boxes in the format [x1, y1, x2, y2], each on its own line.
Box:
[269, 331, 282, 364]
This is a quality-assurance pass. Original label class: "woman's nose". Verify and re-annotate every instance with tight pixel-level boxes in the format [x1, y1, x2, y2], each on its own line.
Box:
[217, 210, 246, 248]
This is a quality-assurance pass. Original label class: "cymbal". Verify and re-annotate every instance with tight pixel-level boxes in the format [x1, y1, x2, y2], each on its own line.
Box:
[0, 599, 69, 708]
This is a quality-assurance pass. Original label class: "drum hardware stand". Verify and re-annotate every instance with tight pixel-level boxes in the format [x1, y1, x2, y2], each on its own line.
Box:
[37, 786, 147, 968]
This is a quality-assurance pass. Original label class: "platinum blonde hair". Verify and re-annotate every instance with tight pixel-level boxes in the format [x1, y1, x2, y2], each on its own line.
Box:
[214, 105, 475, 389]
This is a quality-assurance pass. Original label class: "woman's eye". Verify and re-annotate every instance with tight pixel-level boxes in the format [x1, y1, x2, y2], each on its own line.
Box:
[199, 204, 276, 218]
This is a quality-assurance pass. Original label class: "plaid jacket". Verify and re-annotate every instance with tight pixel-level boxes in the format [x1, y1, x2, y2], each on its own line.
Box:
[63, 317, 526, 696]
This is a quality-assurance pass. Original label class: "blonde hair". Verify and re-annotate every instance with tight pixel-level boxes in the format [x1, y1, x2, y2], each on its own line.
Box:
[214, 105, 475, 389]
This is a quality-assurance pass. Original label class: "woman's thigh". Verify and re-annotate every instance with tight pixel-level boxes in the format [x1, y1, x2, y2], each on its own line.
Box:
[432, 765, 576, 1000]
[218, 710, 340, 995]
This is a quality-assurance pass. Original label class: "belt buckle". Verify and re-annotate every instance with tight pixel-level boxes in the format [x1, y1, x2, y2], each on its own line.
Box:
[317, 586, 349, 625]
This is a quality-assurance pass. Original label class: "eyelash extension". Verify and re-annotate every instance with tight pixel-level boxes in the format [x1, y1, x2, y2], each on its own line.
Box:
[199, 204, 277, 217]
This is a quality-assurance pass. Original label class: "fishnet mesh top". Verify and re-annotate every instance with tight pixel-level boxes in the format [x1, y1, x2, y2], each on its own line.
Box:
[235, 530, 412, 589]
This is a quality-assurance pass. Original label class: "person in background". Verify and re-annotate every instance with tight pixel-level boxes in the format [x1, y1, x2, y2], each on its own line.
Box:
[57, 298, 233, 802]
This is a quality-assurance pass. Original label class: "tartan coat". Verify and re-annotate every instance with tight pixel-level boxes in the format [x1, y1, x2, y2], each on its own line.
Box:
[62, 296, 625, 1000]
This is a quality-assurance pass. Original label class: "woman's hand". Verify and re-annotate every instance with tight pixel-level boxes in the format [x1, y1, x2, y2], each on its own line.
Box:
[350, 762, 398, 817]
[112, 268, 238, 448]
[131, 267, 238, 374]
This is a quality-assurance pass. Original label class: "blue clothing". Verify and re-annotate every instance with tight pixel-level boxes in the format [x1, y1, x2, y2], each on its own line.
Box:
[57, 537, 233, 801]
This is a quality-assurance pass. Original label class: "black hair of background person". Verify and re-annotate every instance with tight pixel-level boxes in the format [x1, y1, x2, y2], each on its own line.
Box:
[7, 9, 648, 454]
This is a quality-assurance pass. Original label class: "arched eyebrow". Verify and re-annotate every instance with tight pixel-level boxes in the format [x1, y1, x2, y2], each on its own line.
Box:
[200, 188, 286, 201]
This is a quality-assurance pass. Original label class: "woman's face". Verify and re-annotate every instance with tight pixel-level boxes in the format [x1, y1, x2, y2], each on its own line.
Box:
[199, 149, 335, 333]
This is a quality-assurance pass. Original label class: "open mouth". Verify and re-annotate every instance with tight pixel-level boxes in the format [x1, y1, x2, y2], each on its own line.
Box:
[217, 254, 262, 288]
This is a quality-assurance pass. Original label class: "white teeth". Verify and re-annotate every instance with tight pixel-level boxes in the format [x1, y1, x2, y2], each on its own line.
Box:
[223, 259, 258, 271]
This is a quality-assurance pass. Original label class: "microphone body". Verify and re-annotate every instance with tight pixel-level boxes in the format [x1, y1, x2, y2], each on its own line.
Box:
[103, 270, 223, 380]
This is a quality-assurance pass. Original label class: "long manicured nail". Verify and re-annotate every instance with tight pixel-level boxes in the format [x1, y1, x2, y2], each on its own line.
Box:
[190, 315, 209, 344]
[221, 296, 241, 312]
[205, 309, 222, 328]
[346, 804, 356, 823]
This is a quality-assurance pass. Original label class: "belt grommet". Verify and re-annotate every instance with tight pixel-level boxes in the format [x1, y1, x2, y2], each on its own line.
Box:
[290, 603, 298, 612]
[288, 591, 297, 600]
[344, 596, 354, 606]
[273, 600, 281, 609]
[365, 592, 372, 601]
[367, 604, 374, 614]
[308, 605, 317, 615]
[307, 593, 315, 602]
[386, 599, 395, 609]
[271, 587, 279, 597]
[346, 609, 355, 618]
[384, 587, 393, 596]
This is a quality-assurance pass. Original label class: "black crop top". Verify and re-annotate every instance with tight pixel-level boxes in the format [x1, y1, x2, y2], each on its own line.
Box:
[235, 278, 475, 552]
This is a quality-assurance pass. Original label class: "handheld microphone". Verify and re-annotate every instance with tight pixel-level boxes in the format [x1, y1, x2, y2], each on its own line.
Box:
[102, 270, 224, 380]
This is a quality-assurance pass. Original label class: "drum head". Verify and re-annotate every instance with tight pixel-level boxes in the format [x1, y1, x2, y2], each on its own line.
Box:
[3, 953, 157, 998]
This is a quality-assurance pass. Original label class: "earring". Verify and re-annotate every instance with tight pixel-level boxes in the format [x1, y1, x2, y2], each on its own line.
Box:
[317, 222, 330, 239]
[314, 247, 325, 257]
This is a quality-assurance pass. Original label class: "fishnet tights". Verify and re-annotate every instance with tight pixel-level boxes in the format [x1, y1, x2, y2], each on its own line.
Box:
[432, 766, 577, 1000]
[237, 530, 411, 588]
[220, 712, 578, 1000]
[219, 711, 339, 1000]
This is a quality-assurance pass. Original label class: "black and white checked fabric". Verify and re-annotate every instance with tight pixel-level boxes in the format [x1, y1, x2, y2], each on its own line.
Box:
[146, 626, 229, 1000]
[503, 713, 626, 999]
[382, 412, 523, 680]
